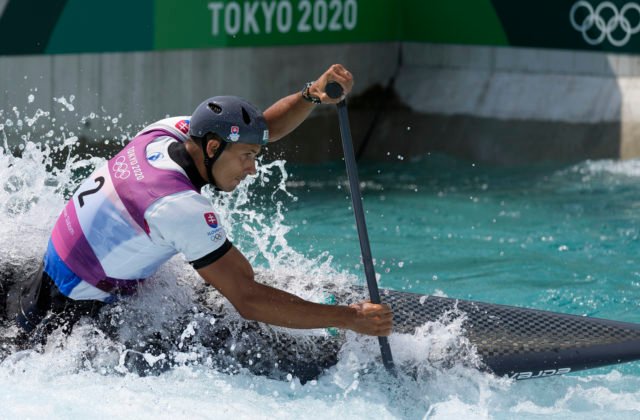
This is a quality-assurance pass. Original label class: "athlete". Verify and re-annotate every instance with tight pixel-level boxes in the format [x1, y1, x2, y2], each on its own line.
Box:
[10, 64, 393, 344]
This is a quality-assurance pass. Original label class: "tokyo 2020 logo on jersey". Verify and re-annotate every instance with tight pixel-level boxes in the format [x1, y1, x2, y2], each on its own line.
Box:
[570, 1, 640, 47]
[204, 212, 218, 228]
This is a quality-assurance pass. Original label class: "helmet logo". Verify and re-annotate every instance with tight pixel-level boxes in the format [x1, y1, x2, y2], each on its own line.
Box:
[229, 126, 240, 142]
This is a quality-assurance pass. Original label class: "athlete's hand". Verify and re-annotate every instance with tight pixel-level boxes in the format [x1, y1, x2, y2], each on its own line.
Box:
[308, 64, 354, 104]
[346, 301, 393, 336]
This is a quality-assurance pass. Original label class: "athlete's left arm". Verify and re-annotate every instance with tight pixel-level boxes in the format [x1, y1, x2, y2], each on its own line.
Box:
[264, 64, 354, 142]
[196, 246, 392, 336]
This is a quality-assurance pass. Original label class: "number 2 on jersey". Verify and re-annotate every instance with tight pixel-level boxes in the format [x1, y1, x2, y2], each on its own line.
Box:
[78, 176, 105, 207]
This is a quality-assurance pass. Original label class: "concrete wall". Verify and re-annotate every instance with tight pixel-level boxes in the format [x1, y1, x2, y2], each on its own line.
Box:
[1, 42, 639, 164]
[388, 43, 633, 164]
[0, 43, 398, 161]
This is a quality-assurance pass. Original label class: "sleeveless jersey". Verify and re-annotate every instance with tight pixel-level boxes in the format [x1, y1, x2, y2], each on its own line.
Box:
[46, 117, 229, 302]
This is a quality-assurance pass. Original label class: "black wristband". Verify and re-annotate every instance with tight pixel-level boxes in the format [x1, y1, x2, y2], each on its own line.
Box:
[301, 82, 321, 104]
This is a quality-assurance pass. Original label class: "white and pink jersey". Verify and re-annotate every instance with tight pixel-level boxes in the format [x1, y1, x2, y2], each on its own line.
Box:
[47, 117, 230, 302]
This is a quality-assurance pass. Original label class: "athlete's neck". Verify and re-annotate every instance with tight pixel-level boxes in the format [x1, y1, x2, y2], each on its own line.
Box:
[168, 141, 208, 191]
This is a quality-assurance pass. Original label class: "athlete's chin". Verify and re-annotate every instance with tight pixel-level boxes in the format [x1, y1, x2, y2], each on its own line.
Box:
[219, 179, 241, 192]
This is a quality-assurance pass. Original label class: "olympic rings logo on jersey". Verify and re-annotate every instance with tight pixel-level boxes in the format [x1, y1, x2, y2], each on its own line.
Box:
[208, 230, 224, 242]
[570, 1, 640, 47]
[112, 155, 131, 180]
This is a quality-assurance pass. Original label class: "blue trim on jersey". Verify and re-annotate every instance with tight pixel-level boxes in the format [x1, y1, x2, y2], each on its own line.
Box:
[43, 239, 82, 297]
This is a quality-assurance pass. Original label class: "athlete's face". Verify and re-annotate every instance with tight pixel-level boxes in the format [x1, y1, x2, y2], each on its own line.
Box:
[210, 142, 261, 192]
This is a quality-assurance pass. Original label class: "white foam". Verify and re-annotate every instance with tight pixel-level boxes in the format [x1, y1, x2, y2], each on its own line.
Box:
[1, 102, 640, 418]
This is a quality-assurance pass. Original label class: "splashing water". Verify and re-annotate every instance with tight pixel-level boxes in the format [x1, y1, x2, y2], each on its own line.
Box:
[1, 98, 640, 418]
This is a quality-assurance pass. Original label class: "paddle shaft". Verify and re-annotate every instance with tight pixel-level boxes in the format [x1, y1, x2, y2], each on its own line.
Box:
[326, 82, 395, 373]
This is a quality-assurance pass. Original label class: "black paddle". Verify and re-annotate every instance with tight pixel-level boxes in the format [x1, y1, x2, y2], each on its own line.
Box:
[325, 81, 396, 374]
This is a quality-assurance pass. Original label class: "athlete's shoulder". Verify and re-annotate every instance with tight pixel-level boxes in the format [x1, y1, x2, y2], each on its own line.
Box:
[136, 116, 191, 141]
[149, 190, 211, 217]
[145, 191, 228, 260]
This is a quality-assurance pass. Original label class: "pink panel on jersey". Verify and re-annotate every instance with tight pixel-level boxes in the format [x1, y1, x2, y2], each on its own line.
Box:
[108, 129, 196, 230]
[51, 201, 107, 284]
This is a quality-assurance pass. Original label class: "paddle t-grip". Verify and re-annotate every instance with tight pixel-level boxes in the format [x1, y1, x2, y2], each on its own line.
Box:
[325, 82, 344, 99]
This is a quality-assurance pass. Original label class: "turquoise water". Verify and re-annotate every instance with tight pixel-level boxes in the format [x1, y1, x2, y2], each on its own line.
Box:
[284, 156, 640, 323]
[1, 102, 640, 418]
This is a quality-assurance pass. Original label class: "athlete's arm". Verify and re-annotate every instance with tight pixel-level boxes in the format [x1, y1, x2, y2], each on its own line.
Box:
[196, 245, 392, 336]
[264, 64, 354, 142]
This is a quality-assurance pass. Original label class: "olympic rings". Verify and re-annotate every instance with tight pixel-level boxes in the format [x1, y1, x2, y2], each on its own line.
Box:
[570, 1, 640, 47]
[112, 155, 131, 180]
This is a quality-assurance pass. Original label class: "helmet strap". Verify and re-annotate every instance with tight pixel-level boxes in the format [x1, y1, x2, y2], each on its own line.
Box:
[201, 137, 227, 188]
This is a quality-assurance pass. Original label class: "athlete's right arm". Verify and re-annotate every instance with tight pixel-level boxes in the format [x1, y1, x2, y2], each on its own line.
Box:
[263, 64, 354, 142]
[196, 246, 393, 336]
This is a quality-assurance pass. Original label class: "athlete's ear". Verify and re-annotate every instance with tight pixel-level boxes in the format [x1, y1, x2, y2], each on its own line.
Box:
[206, 138, 222, 158]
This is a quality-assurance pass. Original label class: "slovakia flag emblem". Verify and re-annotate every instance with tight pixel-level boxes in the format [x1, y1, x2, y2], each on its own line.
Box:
[204, 212, 218, 228]
[175, 119, 190, 134]
[229, 125, 240, 142]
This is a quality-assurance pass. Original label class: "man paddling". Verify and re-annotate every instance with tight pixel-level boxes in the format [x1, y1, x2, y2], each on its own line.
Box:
[11, 64, 393, 343]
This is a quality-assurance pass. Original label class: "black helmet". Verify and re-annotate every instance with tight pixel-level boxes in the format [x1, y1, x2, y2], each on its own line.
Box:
[189, 96, 269, 145]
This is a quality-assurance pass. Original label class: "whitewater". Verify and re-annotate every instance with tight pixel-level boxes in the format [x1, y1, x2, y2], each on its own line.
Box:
[0, 96, 639, 419]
